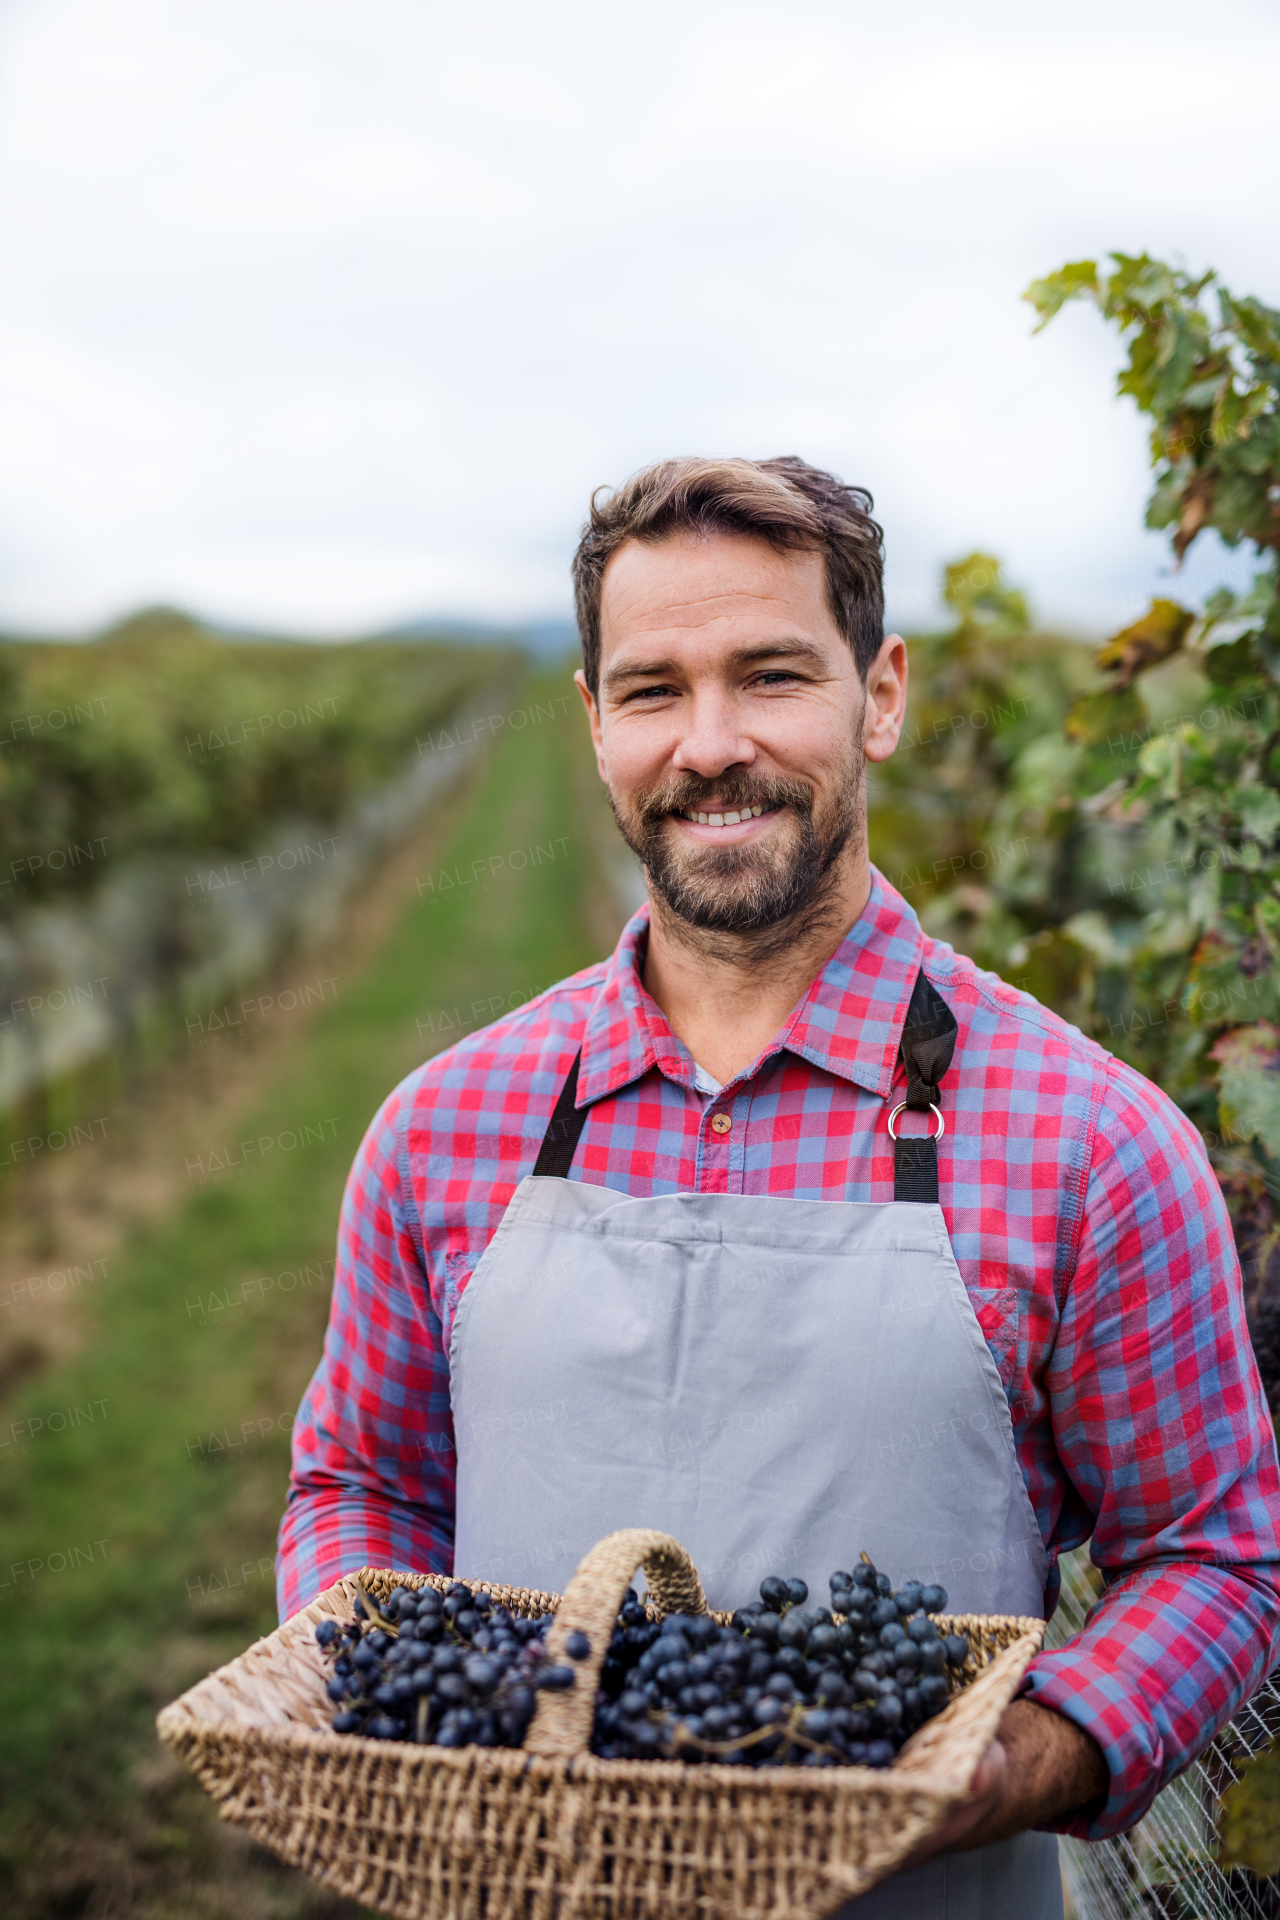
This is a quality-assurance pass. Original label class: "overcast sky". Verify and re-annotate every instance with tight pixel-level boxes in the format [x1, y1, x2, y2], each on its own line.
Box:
[0, 0, 1276, 640]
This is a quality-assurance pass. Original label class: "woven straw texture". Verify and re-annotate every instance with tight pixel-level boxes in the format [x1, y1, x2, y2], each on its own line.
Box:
[158, 1528, 1043, 1920]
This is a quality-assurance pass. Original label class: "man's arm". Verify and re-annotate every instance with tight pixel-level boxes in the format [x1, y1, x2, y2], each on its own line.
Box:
[276, 1080, 455, 1618]
[1017, 1055, 1280, 1838]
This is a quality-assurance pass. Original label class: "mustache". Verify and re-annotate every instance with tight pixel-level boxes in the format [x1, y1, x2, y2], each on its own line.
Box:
[635, 772, 814, 827]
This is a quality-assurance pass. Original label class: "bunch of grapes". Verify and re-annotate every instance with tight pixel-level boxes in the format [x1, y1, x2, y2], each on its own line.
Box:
[314, 1581, 579, 1746]
[315, 1559, 971, 1768]
[593, 1562, 968, 1768]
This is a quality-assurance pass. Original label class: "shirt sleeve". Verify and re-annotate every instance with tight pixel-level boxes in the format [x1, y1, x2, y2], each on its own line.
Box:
[276, 1079, 454, 1619]
[1020, 1054, 1280, 1837]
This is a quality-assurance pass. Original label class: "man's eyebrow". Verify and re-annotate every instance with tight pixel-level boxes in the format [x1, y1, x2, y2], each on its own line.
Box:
[603, 639, 829, 689]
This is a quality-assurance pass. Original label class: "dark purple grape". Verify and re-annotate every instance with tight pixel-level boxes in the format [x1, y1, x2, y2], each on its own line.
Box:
[537, 1665, 576, 1691]
[919, 1673, 950, 1710]
[464, 1657, 499, 1694]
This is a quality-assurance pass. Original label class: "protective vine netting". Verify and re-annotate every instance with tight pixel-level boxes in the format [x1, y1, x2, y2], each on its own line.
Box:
[1053, 1549, 1280, 1919]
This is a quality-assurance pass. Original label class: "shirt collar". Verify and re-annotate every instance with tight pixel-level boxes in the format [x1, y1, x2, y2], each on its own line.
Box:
[577, 866, 926, 1106]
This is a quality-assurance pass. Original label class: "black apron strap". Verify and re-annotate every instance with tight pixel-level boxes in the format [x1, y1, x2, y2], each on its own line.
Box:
[532, 1050, 589, 1177]
[892, 970, 958, 1204]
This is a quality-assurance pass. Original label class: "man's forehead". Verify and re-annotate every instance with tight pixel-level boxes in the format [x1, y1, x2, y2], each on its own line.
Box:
[599, 531, 830, 642]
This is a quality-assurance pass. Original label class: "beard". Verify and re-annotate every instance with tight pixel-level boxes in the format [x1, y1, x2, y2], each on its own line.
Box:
[608, 745, 863, 945]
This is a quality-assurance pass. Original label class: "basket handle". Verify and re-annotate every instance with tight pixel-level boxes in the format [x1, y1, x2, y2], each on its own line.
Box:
[524, 1528, 708, 1759]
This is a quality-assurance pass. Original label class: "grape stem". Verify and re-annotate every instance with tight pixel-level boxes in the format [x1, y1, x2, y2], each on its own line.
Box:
[666, 1706, 846, 1765]
[353, 1577, 400, 1636]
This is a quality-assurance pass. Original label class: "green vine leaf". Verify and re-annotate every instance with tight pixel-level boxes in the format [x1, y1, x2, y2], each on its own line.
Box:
[1210, 1024, 1280, 1157]
[1218, 1743, 1280, 1875]
[1063, 687, 1147, 748]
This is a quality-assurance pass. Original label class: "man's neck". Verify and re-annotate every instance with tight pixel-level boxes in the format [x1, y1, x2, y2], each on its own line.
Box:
[640, 850, 872, 1087]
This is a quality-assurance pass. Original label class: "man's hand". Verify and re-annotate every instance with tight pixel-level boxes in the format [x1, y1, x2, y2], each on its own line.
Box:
[901, 1699, 1108, 1868]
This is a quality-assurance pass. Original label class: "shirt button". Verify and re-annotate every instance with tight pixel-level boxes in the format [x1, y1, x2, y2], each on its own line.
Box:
[710, 1113, 732, 1135]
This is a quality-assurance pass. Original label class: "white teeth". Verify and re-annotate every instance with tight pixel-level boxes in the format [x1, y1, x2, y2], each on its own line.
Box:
[683, 805, 767, 826]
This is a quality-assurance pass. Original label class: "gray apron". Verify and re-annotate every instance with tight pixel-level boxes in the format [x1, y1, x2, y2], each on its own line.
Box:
[449, 972, 1060, 1918]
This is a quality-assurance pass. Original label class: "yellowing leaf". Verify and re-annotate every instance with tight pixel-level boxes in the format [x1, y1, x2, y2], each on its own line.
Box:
[1096, 600, 1195, 688]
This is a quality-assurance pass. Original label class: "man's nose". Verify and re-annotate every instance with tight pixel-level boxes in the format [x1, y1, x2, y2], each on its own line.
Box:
[670, 695, 757, 780]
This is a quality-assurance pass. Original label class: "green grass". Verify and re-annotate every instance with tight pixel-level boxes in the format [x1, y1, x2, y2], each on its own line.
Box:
[0, 668, 608, 1919]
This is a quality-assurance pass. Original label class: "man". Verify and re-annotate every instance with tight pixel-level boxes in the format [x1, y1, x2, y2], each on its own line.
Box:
[279, 456, 1280, 1915]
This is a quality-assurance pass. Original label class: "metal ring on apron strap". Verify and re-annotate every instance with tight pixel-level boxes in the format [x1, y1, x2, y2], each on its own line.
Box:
[885, 1100, 945, 1141]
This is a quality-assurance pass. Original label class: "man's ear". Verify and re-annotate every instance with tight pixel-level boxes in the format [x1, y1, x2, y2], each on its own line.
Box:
[863, 635, 908, 764]
[574, 669, 609, 783]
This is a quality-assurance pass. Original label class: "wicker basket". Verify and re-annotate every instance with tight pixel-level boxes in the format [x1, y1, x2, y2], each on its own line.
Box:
[158, 1527, 1044, 1919]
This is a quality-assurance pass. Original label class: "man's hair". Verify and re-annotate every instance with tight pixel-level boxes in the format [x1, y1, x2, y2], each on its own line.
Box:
[571, 455, 885, 696]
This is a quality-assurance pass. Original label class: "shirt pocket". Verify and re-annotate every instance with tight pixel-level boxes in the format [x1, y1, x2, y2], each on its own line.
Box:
[969, 1287, 1019, 1392]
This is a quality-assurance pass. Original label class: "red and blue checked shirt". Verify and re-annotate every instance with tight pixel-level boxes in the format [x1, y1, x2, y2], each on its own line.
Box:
[279, 869, 1280, 1838]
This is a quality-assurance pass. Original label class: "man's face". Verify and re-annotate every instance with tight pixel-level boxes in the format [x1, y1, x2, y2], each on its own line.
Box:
[576, 529, 905, 937]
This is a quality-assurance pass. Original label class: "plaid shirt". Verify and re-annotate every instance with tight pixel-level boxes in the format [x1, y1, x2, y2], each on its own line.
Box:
[279, 870, 1280, 1838]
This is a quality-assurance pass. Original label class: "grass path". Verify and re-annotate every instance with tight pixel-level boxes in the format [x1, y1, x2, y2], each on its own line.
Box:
[0, 672, 617, 1920]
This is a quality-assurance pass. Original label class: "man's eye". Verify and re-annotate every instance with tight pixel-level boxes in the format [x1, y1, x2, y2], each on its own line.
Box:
[625, 684, 677, 702]
[754, 671, 800, 686]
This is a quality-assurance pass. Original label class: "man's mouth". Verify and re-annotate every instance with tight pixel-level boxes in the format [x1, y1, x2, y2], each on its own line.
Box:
[676, 804, 775, 828]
